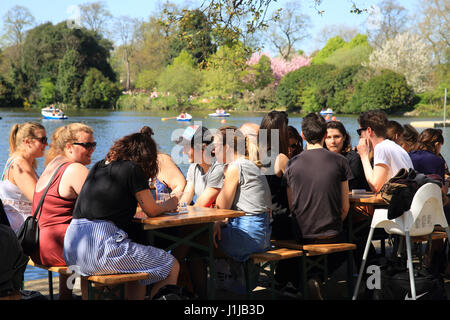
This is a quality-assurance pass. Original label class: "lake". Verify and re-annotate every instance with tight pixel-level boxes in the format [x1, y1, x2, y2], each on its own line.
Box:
[0, 108, 447, 281]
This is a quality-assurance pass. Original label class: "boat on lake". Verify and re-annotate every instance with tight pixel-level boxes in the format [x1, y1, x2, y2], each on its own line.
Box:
[209, 112, 230, 118]
[320, 108, 333, 116]
[41, 106, 68, 120]
[176, 113, 192, 122]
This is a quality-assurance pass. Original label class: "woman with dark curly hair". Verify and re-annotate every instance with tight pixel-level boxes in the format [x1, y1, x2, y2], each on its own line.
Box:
[63, 126, 180, 300]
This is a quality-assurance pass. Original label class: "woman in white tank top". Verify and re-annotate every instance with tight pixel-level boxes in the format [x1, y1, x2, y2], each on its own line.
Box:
[0, 122, 48, 232]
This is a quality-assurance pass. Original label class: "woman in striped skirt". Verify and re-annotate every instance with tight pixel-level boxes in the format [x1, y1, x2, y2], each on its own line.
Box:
[63, 126, 180, 300]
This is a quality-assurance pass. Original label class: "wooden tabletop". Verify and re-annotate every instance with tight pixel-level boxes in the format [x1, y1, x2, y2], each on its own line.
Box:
[133, 206, 245, 230]
[348, 192, 386, 205]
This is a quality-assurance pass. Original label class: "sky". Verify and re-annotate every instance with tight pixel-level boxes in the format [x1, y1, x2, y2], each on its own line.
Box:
[1, 0, 420, 55]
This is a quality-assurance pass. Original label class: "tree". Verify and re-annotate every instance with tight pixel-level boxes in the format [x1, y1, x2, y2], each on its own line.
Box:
[365, 0, 409, 48]
[311, 36, 346, 65]
[157, 50, 200, 105]
[314, 24, 360, 48]
[1, 5, 35, 61]
[248, 52, 311, 85]
[38, 78, 56, 107]
[79, 1, 112, 37]
[168, 9, 216, 66]
[344, 69, 414, 113]
[415, 0, 450, 64]
[56, 49, 83, 105]
[79, 68, 121, 109]
[365, 32, 434, 93]
[323, 34, 373, 68]
[267, 1, 311, 60]
[114, 16, 142, 90]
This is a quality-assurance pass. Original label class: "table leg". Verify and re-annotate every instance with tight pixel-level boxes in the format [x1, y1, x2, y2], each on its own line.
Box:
[208, 222, 216, 300]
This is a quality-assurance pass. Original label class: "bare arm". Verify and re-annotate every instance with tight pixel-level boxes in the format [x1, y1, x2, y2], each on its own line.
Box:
[194, 186, 221, 207]
[135, 189, 178, 217]
[179, 181, 194, 205]
[59, 163, 90, 199]
[157, 153, 186, 194]
[215, 164, 239, 210]
[340, 180, 350, 221]
[274, 153, 289, 177]
[10, 158, 38, 202]
[357, 138, 389, 193]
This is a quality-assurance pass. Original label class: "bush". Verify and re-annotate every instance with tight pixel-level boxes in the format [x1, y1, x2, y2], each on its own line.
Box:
[79, 68, 121, 109]
[0, 74, 21, 107]
[343, 69, 415, 113]
[276, 64, 336, 111]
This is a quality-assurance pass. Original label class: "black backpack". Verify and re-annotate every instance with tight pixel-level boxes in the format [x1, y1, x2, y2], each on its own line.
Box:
[364, 256, 447, 300]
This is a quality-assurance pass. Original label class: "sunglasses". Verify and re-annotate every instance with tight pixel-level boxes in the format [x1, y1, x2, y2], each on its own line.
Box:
[73, 142, 97, 150]
[33, 136, 48, 144]
[289, 143, 299, 148]
[356, 127, 368, 136]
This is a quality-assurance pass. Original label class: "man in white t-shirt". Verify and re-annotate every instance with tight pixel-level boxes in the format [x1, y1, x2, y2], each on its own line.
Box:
[357, 110, 414, 193]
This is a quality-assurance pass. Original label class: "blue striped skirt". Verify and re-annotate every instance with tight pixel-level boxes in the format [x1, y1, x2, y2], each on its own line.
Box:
[63, 218, 174, 286]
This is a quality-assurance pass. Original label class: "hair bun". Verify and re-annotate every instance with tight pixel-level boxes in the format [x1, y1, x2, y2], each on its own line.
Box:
[140, 126, 154, 136]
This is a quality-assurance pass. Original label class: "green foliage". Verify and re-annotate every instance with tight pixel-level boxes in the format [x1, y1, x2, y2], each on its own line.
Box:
[79, 68, 121, 109]
[0, 74, 21, 107]
[56, 49, 83, 106]
[157, 50, 200, 105]
[200, 43, 249, 97]
[344, 69, 415, 113]
[15, 21, 116, 106]
[169, 9, 216, 66]
[275, 64, 336, 111]
[245, 84, 277, 110]
[249, 54, 274, 90]
[311, 36, 346, 65]
[135, 70, 160, 91]
[38, 78, 56, 107]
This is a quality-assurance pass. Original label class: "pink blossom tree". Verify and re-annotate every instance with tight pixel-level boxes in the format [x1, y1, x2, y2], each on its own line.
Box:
[248, 52, 311, 85]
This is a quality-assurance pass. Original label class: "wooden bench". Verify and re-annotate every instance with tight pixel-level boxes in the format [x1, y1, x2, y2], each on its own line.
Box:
[83, 273, 150, 300]
[271, 240, 357, 299]
[27, 260, 70, 300]
[244, 247, 303, 300]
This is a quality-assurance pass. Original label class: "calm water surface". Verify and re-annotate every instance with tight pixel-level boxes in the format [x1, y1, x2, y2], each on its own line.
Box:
[1, 108, 448, 281]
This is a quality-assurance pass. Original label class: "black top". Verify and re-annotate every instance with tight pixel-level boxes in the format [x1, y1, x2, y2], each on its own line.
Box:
[73, 160, 149, 234]
[283, 148, 353, 240]
[343, 150, 370, 191]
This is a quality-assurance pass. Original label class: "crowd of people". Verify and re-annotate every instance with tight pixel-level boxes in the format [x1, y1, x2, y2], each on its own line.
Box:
[1, 109, 449, 300]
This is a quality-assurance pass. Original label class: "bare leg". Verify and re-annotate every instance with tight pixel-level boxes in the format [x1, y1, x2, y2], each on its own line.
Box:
[149, 258, 180, 299]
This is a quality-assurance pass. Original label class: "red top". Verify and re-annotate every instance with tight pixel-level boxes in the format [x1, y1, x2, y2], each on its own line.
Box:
[31, 162, 76, 266]
[33, 162, 75, 228]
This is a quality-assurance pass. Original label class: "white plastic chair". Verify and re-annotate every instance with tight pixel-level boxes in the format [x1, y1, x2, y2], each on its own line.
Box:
[352, 183, 450, 300]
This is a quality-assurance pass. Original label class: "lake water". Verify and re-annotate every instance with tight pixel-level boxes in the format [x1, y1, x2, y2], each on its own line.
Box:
[1, 108, 447, 281]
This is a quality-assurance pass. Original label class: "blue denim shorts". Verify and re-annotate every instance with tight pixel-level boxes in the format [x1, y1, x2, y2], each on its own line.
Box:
[218, 212, 271, 262]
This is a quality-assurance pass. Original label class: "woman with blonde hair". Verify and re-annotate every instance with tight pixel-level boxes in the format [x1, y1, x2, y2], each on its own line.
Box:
[31, 123, 95, 300]
[0, 122, 47, 232]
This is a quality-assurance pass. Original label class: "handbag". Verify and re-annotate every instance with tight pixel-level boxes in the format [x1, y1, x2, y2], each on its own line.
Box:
[16, 163, 67, 256]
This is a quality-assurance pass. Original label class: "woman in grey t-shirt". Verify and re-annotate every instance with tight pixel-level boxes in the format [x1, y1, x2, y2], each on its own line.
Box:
[177, 125, 224, 207]
[213, 126, 272, 262]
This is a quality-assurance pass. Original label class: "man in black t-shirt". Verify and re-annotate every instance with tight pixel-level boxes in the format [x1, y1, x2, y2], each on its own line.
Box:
[284, 113, 352, 242]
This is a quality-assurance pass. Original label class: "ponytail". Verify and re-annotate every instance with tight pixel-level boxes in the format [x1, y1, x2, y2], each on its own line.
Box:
[8, 124, 20, 155]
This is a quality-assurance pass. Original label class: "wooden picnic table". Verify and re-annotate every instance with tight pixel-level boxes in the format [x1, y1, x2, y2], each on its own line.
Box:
[347, 191, 388, 245]
[133, 205, 245, 300]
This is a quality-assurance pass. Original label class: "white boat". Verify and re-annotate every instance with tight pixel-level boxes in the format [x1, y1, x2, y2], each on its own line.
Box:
[209, 112, 230, 118]
[176, 113, 192, 122]
[320, 108, 333, 116]
[41, 107, 68, 120]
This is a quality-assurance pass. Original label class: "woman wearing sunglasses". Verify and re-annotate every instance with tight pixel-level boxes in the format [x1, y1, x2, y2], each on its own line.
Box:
[30, 123, 95, 300]
[0, 122, 48, 232]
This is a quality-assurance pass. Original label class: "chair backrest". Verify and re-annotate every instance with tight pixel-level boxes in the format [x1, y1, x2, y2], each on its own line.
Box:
[404, 183, 447, 236]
